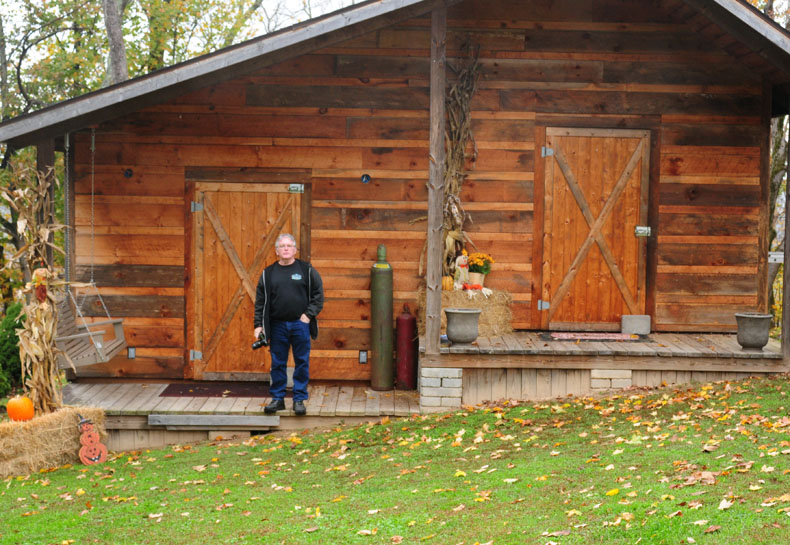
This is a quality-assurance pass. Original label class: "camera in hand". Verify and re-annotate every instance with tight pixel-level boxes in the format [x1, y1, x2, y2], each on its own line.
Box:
[252, 334, 268, 350]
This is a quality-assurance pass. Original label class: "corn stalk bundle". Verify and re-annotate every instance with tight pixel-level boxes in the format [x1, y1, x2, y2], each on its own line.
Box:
[441, 45, 481, 275]
[0, 166, 66, 414]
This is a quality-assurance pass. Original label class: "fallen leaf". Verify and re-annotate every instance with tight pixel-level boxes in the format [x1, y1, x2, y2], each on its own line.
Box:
[704, 525, 722, 534]
[718, 499, 733, 510]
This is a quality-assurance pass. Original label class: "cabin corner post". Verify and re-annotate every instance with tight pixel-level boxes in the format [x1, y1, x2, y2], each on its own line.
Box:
[35, 138, 56, 267]
[425, 4, 447, 356]
[784, 97, 790, 363]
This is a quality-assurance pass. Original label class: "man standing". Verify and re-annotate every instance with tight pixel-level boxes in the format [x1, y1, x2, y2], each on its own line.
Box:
[253, 233, 323, 415]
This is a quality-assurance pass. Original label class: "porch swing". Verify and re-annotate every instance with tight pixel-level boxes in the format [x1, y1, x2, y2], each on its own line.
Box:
[55, 130, 127, 370]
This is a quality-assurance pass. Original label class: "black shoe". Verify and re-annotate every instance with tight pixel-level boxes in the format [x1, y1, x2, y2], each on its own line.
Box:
[264, 399, 285, 414]
[293, 400, 307, 416]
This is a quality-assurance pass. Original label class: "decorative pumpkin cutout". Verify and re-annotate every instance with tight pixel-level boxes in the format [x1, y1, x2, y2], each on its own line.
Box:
[78, 415, 108, 465]
[7, 395, 34, 421]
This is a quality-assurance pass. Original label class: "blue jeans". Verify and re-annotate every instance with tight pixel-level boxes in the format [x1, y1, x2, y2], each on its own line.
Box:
[269, 320, 311, 401]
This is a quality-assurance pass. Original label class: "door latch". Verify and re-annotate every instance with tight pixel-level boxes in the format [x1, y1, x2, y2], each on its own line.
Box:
[634, 225, 651, 237]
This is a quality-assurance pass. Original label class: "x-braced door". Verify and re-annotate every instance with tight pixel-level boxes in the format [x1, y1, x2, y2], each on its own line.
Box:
[540, 128, 650, 330]
[188, 183, 301, 379]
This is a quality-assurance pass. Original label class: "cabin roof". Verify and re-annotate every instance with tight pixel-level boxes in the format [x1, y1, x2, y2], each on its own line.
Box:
[1, 0, 789, 149]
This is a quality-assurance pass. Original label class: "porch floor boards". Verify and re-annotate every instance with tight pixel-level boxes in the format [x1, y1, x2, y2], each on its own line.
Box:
[62, 382, 420, 419]
[420, 333, 785, 372]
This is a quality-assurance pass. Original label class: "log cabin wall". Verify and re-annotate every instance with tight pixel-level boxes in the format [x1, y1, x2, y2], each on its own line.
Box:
[70, 0, 767, 379]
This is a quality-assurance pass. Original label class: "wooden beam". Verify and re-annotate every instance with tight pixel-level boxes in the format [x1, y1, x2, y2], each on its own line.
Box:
[425, 4, 446, 356]
[783, 96, 790, 362]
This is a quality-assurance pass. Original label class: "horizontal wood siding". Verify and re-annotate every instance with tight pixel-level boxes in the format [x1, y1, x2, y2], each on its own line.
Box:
[71, 0, 769, 378]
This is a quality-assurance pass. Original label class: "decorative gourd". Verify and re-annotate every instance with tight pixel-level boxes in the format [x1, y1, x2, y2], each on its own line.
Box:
[442, 275, 454, 290]
[7, 395, 34, 421]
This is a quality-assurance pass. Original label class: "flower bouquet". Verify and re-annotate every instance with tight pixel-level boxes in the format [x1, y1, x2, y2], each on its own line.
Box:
[464, 251, 494, 289]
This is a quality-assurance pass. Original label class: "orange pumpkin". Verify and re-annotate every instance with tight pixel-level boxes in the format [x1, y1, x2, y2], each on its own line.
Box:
[7, 395, 34, 421]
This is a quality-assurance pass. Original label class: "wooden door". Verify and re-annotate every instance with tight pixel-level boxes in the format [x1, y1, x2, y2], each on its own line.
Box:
[188, 183, 301, 380]
[540, 128, 650, 330]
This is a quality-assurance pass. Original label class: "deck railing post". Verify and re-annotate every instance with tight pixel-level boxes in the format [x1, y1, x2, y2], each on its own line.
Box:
[425, 4, 447, 356]
[783, 102, 790, 362]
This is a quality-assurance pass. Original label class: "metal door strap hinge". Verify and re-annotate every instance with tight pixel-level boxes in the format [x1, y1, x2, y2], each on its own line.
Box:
[189, 350, 203, 360]
[634, 225, 651, 237]
[191, 201, 203, 212]
[541, 146, 554, 157]
[537, 300, 550, 311]
[288, 184, 304, 193]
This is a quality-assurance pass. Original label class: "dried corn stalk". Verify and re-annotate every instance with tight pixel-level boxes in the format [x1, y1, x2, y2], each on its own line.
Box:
[1, 165, 66, 414]
[442, 45, 481, 274]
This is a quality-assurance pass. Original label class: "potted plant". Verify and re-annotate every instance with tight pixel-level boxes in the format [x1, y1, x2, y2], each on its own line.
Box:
[466, 251, 495, 288]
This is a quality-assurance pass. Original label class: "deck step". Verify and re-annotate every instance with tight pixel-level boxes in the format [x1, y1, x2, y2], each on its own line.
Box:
[148, 414, 279, 430]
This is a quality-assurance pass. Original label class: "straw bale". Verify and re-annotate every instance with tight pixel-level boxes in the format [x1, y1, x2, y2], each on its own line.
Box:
[0, 407, 106, 479]
[417, 287, 513, 337]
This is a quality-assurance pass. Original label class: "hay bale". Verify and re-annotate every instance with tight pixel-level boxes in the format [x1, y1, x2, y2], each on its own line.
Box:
[417, 287, 513, 337]
[0, 407, 106, 478]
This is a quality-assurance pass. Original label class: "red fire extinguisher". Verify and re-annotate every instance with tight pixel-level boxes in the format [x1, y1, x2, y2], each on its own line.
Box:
[396, 304, 417, 390]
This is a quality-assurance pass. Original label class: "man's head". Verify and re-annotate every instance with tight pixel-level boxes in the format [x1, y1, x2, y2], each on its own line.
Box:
[275, 233, 298, 265]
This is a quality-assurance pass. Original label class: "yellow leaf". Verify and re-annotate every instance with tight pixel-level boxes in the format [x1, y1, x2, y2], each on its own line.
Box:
[454, 470, 466, 477]
[606, 488, 620, 496]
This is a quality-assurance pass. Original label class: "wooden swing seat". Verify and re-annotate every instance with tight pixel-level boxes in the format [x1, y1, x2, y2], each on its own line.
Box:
[55, 298, 126, 369]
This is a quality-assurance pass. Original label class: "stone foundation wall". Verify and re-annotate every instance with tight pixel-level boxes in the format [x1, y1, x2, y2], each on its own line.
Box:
[420, 367, 463, 412]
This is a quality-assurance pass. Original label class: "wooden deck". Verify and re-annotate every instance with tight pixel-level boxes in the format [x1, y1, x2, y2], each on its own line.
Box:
[421, 332, 784, 371]
[63, 382, 419, 451]
[418, 332, 787, 408]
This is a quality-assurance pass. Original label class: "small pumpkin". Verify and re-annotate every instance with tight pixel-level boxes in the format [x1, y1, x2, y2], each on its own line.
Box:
[442, 275, 454, 291]
[7, 395, 35, 421]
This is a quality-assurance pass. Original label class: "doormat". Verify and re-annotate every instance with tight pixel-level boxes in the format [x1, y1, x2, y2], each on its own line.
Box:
[540, 332, 645, 342]
[160, 382, 292, 398]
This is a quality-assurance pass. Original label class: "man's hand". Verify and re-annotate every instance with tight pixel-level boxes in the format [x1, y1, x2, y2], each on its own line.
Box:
[300, 314, 310, 324]
[254, 326, 262, 339]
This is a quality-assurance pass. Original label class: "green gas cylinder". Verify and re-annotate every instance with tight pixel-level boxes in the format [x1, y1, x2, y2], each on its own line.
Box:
[370, 244, 394, 390]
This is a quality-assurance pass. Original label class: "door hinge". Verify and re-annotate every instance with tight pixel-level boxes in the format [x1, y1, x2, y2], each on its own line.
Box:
[189, 350, 203, 361]
[634, 225, 651, 237]
[537, 299, 550, 311]
[190, 201, 203, 212]
[288, 183, 304, 193]
[541, 146, 554, 157]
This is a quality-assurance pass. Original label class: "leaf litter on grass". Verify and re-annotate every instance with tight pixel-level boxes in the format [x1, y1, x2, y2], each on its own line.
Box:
[2, 374, 790, 544]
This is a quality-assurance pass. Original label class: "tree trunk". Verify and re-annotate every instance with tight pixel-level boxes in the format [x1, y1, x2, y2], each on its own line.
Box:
[103, 0, 128, 85]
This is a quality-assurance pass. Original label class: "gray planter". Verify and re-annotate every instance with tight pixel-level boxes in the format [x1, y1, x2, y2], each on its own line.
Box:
[444, 308, 482, 344]
[734, 312, 772, 351]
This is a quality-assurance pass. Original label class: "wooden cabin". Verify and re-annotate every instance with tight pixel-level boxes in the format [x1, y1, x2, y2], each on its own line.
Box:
[2, 0, 790, 420]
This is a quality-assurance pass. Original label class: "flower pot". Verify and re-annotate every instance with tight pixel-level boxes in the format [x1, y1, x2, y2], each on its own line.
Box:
[468, 272, 486, 287]
[444, 308, 482, 344]
[734, 312, 772, 351]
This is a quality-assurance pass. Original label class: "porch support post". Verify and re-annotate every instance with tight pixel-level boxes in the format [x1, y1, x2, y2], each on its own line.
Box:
[35, 138, 56, 267]
[783, 100, 790, 362]
[425, 4, 447, 356]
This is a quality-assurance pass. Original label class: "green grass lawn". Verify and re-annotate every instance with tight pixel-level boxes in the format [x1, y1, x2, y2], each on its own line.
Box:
[2, 374, 790, 545]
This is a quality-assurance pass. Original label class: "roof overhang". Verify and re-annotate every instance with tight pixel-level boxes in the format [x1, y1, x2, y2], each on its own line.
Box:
[0, 0, 455, 149]
[2, 0, 790, 149]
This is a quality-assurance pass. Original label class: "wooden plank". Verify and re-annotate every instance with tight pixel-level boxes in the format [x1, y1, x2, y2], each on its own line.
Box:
[320, 385, 340, 416]
[148, 414, 279, 427]
[649, 333, 697, 357]
[243, 397, 270, 414]
[536, 369, 552, 399]
[350, 386, 368, 416]
[500, 334, 526, 354]
[379, 390, 396, 415]
[124, 384, 168, 414]
[66, 383, 106, 406]
[551, 370, 568, 398]
[307, 383, 325, 413]
[393, 390, 411, 416]
[506, 368, 522, 400]
[364, 388, 381, 416]
[335, 385, 355, 416]
[490, 369, 508, 401]
[106, 384, 148, 414]
[522, 369, 538, 400]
